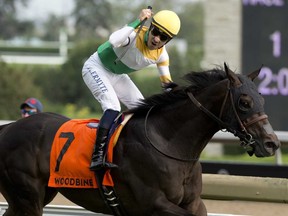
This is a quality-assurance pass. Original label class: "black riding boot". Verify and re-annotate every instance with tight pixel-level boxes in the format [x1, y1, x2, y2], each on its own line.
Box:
[90, 109, 119, 171]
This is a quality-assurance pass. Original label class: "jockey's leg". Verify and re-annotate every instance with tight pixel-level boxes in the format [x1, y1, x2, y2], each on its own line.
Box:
[90, 109, 119, 171]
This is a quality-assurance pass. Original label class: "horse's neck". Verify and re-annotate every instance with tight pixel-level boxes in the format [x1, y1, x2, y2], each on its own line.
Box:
[147, 81, 229, 160]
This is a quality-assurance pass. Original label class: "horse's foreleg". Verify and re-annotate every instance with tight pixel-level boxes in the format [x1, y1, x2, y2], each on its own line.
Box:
[196, 200, 207, 216]
[3, 204, 43, 216]
[152, 210, 195, 216]
[3, 208, 15, 216]
[182, 198, 207, 216]
[1, 177, 46, 216]
[195, 200, 207, 216]
[152, 197, 201, 216]
[43, 187, 58, 206]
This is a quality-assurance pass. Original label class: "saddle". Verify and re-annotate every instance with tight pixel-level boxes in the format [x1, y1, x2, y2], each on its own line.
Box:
[48, 113, 133, 189]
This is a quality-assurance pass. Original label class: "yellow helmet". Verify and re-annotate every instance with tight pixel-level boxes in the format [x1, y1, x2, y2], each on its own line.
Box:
[152, 10, 181, 38]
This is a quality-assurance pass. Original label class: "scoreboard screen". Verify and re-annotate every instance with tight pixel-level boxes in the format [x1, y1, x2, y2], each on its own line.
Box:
[242, 0, 288, 131]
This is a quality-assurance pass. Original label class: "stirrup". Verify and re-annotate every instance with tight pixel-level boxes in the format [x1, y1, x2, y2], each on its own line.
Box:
[90, 161, 118, 171]
[103, 162, 118, 169]
[90, 160, 104, 171]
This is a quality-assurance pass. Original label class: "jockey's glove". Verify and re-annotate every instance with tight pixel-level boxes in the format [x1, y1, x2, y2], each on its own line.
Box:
[162, 82, 179, 92]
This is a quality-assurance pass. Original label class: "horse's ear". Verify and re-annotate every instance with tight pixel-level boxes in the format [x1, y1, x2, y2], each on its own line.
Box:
[247, 65, 262, 81]
[224, 62, 242, 87]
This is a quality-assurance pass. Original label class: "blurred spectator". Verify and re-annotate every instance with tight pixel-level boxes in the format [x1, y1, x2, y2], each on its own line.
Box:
[20, 98, 43, 118]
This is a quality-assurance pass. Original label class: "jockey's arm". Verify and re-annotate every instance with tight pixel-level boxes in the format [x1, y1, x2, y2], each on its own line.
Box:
[109, 8, 152, 48]
[157, 65, 173, 86]
[157, 64, 179, 92]
[109, 19, 141, 48]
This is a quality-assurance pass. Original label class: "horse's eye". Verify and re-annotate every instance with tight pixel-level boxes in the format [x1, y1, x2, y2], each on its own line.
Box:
[238, 96, 252, 113]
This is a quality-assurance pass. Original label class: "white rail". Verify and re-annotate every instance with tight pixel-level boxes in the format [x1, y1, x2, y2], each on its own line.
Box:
[211, 130, 286, 165]
[202, 174, 288, 203]
[0, 202, 248, 216]
[0, 202, 101, 215]
[0, 120, 14, 125]
[212, 130, 288, 144]
[0, 54, 66, 65]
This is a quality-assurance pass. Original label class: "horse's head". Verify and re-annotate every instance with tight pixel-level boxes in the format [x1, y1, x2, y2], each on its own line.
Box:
[224, 63, 280, 157]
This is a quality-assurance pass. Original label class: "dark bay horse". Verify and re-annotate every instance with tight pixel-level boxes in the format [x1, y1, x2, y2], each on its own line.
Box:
[0, 64, 280, 216]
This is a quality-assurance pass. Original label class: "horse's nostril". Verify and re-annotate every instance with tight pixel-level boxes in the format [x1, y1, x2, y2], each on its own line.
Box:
[265, 142, 278, 151]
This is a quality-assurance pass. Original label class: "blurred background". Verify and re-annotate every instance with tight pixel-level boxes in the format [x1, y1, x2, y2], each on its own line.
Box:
[1, 0, 288, 166]
[0, 0, 204, 119]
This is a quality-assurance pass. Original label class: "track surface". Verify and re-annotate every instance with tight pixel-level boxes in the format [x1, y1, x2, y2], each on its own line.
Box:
[0, 193, 287, 216]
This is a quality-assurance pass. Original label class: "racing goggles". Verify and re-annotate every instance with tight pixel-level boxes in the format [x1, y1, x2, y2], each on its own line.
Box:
[150, 26, 171, 42]
[21, 109, 37, 116]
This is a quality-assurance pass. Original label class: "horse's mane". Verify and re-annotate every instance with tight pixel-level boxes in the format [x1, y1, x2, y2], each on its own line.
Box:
[126, 68, 227, 114]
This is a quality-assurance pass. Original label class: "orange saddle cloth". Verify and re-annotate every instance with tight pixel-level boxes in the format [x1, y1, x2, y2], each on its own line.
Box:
[48, 119, 115, 189]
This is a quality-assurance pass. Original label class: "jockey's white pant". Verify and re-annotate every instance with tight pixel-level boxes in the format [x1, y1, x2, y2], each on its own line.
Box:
[82, 52, 144, 112]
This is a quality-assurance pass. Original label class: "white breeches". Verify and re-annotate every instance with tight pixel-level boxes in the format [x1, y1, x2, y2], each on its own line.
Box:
[82, 53, 144, 112]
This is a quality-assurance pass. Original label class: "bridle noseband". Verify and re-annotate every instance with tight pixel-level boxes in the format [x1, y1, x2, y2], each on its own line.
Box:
[187, 80, 267, 149]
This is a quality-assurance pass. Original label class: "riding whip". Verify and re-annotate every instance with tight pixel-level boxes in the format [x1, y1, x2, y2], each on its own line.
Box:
[114, 6, 152, 64]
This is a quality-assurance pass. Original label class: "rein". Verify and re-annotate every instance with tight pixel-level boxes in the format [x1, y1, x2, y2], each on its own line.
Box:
[186, 81, 263, 148]
[144, 106, 199, 162]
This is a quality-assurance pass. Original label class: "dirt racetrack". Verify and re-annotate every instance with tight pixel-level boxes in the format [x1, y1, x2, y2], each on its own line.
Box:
[1, 193, 287, 215]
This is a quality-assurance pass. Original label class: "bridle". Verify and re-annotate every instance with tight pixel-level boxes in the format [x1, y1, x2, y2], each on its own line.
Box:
[144, 79, 268, 160]
[186, 80, 268, 150]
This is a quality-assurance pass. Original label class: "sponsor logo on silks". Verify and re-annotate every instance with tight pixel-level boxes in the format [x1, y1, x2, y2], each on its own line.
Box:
[54, 177, 94, 187]
[90, 70, 108, 93]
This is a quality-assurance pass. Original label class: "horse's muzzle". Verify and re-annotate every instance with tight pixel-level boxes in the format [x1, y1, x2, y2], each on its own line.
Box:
[243, 117, 281, 157]
[251, 139, 280, 157]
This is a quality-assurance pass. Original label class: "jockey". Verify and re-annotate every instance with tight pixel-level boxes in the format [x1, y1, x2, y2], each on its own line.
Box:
[82, 8, 181, 171]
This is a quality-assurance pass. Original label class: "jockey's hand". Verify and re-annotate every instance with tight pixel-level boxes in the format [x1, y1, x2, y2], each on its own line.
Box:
[162, 82, 179, 92]
[138, 8, 153, 21]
